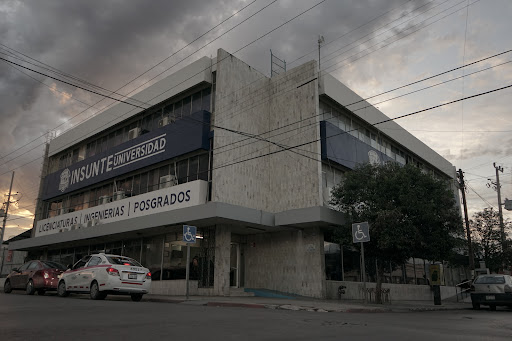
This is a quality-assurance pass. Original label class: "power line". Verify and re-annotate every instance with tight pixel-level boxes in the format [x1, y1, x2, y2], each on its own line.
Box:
[0, 0, 259, 162]
[210, 84, 512, 172]
[288, 0, 417, 67]
[325, 0, 481, 75]
[0, 57, 150, 109]
[321, 0, 450, 69]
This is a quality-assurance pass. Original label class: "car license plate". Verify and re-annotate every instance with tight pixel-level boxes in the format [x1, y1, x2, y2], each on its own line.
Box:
[128, 273, 137, 280]
[485, 295, 495, 300]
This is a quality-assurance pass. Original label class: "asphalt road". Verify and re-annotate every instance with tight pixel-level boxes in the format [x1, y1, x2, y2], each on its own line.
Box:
[1, 291, 511, 341]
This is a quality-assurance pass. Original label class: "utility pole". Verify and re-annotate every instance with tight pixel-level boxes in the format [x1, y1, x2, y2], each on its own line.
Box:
[0, 172, 15, 246]
[457, 169, 475, 275]
[491, 163, 505, 250]
[0, 171, 15, 275]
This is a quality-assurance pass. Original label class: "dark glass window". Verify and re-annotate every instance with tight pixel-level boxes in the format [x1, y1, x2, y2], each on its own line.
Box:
[174, 101, 182, 118]
[132, 174, 141, 196]
[152, 109, 162, 130]
[140, 172, 148, 194]
[198, 154, 209, 181]
[106, 256, 142, 267]
[142, 113, 153, 132]
[191, 92, 202, 113]
[202, 88, 211, 111]
[188, 156, 198, 181]
[72, 256, 91, 270]
[87, 256, 102, 267]
[177, 160, 188, 184]
[147, 169, 157, 192]
[182, 96, 191, 116]
[42, 261, 67, 270]
[28, 262, 40, 270]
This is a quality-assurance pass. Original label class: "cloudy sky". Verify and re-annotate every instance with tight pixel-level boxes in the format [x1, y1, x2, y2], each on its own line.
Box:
[0, 0, 511, 241]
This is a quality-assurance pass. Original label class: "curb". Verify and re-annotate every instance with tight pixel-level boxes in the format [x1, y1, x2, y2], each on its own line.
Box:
[207, 302, 266, 309]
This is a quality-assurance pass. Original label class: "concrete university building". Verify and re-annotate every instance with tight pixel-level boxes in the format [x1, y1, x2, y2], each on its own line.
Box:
[10, 48, 459, 298]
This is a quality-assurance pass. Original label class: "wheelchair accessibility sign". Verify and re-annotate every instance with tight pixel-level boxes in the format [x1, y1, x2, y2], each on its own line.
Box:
[183, 225, 197, 243]
[352, 222, 370, 243]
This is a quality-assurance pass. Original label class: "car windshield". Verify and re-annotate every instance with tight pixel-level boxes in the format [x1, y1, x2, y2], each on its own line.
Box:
[474, 276, 506, 284]
[106, 256, 142, 267]
[41, 261, 67, 270]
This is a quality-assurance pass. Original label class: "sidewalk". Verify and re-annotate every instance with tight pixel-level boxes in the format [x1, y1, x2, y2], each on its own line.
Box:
[142, 294, 472, 313]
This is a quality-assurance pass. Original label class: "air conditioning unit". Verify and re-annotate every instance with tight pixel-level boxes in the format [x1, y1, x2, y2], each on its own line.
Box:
[114, 190, 125, 201]
[128, 127, 141, 140]
[158, 116, 169, 128]
[99, 195, 111, 205]
[159, 175, 178, 189]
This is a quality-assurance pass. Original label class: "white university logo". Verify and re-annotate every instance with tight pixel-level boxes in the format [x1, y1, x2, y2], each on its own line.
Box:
[59, 168, 71, 192]
[368, 150, 381, 165]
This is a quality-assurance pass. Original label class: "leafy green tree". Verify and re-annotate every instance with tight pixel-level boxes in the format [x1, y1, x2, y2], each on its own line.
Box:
[330, 162, 463, 303]
[471, 208, 511, 272]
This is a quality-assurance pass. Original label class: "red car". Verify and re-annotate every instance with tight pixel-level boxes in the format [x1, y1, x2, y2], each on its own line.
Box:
[4, 260, 67, 295]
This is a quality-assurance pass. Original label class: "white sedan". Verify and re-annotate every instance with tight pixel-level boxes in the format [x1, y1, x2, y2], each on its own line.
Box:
[57, 253, 151, 301]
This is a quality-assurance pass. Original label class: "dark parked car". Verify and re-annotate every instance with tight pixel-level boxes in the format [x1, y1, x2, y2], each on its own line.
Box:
[4, 260, 67, 295]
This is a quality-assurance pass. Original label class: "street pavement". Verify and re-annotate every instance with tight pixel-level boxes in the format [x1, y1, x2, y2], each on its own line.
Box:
[1, 291, 510, 341]
[142, 293, 473, 313]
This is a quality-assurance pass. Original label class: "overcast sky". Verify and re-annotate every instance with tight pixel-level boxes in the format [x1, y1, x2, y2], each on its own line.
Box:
[1, 0, 511, 241]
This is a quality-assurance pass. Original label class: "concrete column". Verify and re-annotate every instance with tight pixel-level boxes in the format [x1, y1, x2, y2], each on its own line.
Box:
[214, 225, 231, 296]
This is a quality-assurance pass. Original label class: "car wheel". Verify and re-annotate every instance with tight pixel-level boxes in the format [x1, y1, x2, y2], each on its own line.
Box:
[472, 302, 480, 310]
[57, 281, 69, 297]
[131, 294, 143, 302]
[90, 282, 106, 300]
[489, 305, 497, 311]
[3, 280, 12, 293]
[37, 289, 45, 296]
[26, 280, 35, 295]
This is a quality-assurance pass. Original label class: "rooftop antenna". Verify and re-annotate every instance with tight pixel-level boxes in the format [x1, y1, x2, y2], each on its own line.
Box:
[318, 35, 325, 71]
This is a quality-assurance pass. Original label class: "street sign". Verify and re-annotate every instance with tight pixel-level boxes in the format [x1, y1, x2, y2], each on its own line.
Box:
[352, 222, 370, 243]
[183, 225, 197, 243]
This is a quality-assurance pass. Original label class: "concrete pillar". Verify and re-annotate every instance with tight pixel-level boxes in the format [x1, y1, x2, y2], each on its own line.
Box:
[214, 225, 231, 296]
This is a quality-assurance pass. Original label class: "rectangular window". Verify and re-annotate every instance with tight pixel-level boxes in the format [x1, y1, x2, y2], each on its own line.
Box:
[147, 169, 157, 192]
[198, 154, 209, 181]
[132, 174, 141, 196]
[188, 156, 199, 181]
[191, 92, 202, 114]
[182, 96, 191, 116]
[152, 109, 162, 131]
[139, 172, 148, 194]
[174, 101, 182, 118]
[202, 87, 211, 111]
[177, 159, 188, 184]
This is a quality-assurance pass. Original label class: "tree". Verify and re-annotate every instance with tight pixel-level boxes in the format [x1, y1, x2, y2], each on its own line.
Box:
[330, 162, 463, 303]
[471, 208, 512, 272]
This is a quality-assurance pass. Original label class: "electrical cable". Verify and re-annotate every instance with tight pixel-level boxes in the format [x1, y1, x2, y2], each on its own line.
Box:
[0, 0, 259, 161]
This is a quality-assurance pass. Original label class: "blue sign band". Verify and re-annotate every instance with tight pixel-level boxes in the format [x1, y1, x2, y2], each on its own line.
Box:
[42, 111, 211, 200]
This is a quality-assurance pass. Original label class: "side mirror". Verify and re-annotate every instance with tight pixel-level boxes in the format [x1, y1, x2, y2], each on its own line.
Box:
[12, 268, 19, 273]
[67, 264, 72, 270]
